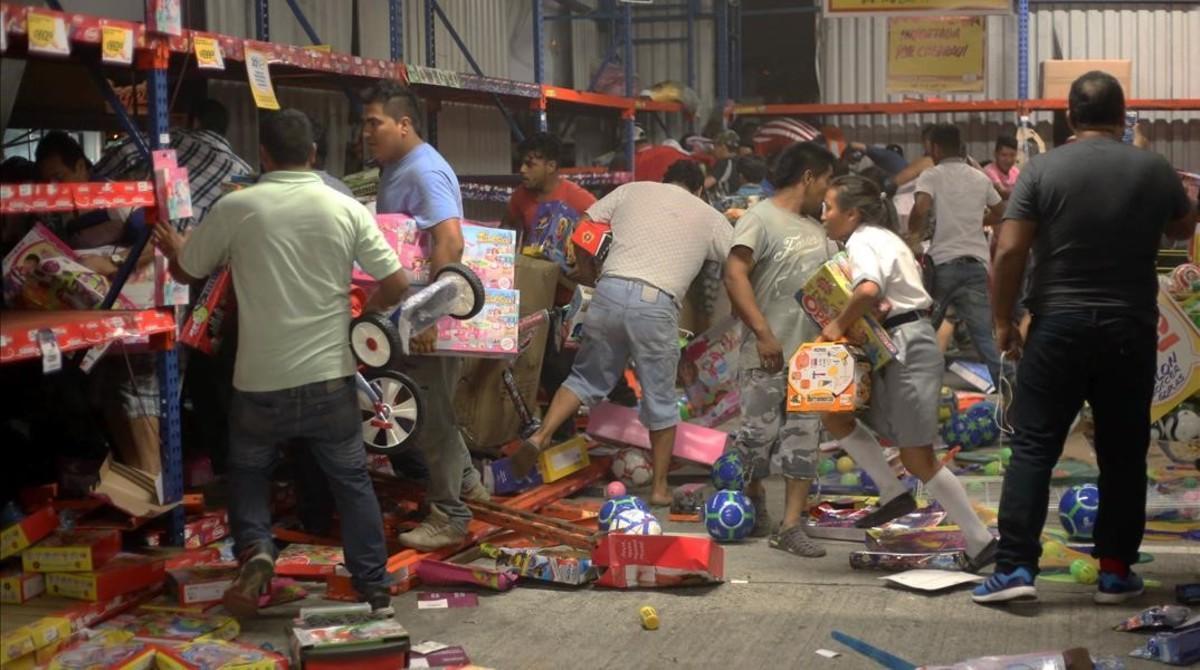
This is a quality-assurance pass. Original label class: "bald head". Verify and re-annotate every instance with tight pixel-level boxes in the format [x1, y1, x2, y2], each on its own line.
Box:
[1068, 71, 1125, 131]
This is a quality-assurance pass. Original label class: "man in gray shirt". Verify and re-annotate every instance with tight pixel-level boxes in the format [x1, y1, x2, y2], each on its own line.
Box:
[724, 142, 835, 557]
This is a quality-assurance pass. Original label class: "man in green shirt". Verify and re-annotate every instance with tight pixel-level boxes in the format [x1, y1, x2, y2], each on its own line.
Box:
[723, 142, 835, 557]
[156, 110, 409, 618]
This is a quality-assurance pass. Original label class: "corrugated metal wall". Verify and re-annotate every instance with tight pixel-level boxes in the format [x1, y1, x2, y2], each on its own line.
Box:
[820, 2, 1200, 170]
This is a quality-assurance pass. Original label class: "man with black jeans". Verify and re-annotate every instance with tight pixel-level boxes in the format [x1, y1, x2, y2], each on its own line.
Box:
[909, 123, 1006, 386]
[975, 72, 1196, 605]
[156, 110, 409, 618]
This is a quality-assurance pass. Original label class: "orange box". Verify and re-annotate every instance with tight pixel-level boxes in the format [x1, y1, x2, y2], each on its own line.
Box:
[166, 563, 239, 606]
[786, 342, 871, 413]
[0, 567, 45, 604]
[22, 529, 122, 572]
[0, 506, 59, 560]
[45, 554, 166, 601]
[1041, 59, 1133, 99]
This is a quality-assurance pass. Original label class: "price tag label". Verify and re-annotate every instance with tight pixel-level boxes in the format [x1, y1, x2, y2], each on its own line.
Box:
[100, 21, 133, 65]
[193, 35, 225, 70]
[36, 329, 62, 374]
[79, 341, 113, 374]
[407, 64, 461, 89]
[244, 45, 280, 110]
[27, 8, 69, 57]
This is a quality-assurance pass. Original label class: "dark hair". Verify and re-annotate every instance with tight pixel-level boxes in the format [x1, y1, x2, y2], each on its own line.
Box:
[0, 156, 38, 183]
[830, 174, 900, 233]
[1069, 71, 1125, 128]
[362, 82, 425, 136]
[259, 109, 314, 167]
[663, 160, 704, 193]
[929, 123, 962, 155]
[34, 131, 89, 169]
[858, 166, 897, 199]
[308, 114, 329, 168]
[736, 156, 767, 184]
[517, 132, 562, 165]
[920, 124, 936, 140]
[770, 142, 835, 190]
[188, 99, 230, 134]
[994, 134, 1018, 152]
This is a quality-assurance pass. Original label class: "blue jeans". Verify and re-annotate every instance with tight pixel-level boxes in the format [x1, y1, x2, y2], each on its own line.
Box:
[996, 311, 1156, 573]
[229, 376, 390, 597]
[931, 259, 1003, 385]
[563, 276, 680, 431]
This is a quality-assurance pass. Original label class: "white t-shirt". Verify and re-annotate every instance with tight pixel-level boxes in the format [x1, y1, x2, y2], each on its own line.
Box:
[180, 171, 401, 392]
[915, 158, 1001, 266]
[845, 224, 933, 315]
[586, 182, 732, 301]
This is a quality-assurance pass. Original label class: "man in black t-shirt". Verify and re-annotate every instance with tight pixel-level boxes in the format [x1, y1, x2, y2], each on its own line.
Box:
[975, 72, 1196, 607]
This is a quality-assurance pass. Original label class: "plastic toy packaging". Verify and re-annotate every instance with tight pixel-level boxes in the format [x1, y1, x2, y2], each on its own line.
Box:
[849, 551, 968, 572]
[1115, 606, 1193, 632]
[1129, 625, 1200, 666]
[920, 650, 1093, 670]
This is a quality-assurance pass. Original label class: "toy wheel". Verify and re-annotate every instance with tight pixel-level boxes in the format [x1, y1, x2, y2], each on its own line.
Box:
[358, 370, 424, 454]
[350, 313, 401, 370]
[435, 262, 486, 321]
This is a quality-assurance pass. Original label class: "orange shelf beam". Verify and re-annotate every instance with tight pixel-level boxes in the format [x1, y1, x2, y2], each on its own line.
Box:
[542, 85, 683, 113]
[732, 98, 1200, 116]
[0, 309, 176, 365]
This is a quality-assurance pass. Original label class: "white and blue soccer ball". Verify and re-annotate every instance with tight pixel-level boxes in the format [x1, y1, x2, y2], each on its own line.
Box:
[599, 495, 650, 531]
[710, 451, 746, 491]
[610, 508, 662, 535]
[704, 490, 755, 542]
[1058, 484, 1101, 540]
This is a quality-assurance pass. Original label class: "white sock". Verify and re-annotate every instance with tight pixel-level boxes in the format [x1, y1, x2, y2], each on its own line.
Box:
[925, 467, 992, 557]
[838, 425, 907, 503]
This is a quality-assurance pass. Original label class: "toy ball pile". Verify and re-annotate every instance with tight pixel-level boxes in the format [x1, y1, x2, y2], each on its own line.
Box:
[600, 495, 661, 535]
[611, 448, 653, 487]
[1058, 483, 1100, 540]
[710, 452, 746, 491]
[941, 400, 1000, 451]
[704, 490, 755, 542]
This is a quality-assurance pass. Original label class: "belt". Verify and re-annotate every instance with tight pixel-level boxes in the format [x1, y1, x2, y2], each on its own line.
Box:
[882, 311, 924, 330]
[941, 257, 983, 266]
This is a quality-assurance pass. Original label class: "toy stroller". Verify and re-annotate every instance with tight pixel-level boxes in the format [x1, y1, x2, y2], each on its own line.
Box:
[348, 262, 486, 454]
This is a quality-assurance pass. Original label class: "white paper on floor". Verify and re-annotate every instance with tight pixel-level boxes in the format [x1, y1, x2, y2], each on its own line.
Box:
[880, 569, 985, 592]
[815, 649, 841, 659]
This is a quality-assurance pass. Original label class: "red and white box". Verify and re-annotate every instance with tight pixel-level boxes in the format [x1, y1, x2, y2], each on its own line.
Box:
[144, 512, 229, 550]
[274, 544, 344, 578]
[593, 534, 725, 589]
[179, 267, 235, 354]
[0, 506, 58, 560]
[0, 568, 45, 604]
[45, 553, 166, 601]
[22, 529, 122, 573]
[166, 563, 239, 606]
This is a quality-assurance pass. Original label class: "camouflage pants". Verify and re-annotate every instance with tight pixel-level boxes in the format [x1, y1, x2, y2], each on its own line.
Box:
[733, 368, 820, 481]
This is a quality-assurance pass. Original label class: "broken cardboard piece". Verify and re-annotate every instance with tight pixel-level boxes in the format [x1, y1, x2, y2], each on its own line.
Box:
[587, 401, 727, 465]
[592, 534, 724, 589]
[92, 455, 178, 519]
[880, 569, 983, 592]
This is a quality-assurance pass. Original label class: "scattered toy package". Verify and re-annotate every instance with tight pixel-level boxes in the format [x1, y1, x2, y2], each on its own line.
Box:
[592, 534, 724, 589]
[678, 316, 742, 427]
[96, 608, 240, 644]
[1116, 606, 1194, 632]
[849, 551, 968, 572]
[154, 639, 289, 670]
[786, 342, 871, 413]
[45, 553, 165, 601]
[483, 544, 596, 586]
[866, 526, 966, 553]
[166, 563, 240, 606]
[1, 506, 59, 560]
[22, 529, 123, 573]
[536, 435, 591, 483]
[434, 288, 519, 358]
[2, 224, 113, 310]
[796, 252, 897, 369]
[290, 618, 410, 670]
[274, 544, 344, 578]
[0, 568, 45, 604]
[179, 267, 235, 355]
[486, 457, 544, 495]
[46, 633, 156, 670]
[587, 401, 727, 465]
[414, 559, 518, 592]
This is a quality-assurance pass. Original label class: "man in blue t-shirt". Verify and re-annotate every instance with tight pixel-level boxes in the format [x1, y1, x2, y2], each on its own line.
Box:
[361, 82, 489, 551]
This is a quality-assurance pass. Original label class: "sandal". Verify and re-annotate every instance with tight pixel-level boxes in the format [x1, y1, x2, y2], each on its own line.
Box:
[769, 525, 826, 558]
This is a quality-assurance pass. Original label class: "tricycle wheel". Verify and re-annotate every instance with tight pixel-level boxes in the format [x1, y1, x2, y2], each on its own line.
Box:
[350, 312, 401, 370]
[359, 370, 424, 453]
[435, 262, 487, 321]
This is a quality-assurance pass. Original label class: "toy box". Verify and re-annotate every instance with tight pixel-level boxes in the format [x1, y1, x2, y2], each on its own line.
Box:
[274, 544, 343, 578]
[154, 166, 193, 223]
[2, 617, 72, 666]
[593, 534, 724, 589]
[165, 563, 238, 607]
[586, 401, 728, 465]
[290, 620, 410, 670]
[96, 609, 240, 644]
[22, 529, 122, 573]
[434, 288, 519, 358]
[154, 640, 289, 670]
[486, 457, 543, 495]
[865, 526, 966, 553]
[569, 219, 612, 263]
[557, 285, 593, 350]
[1, 224, 114, 310]
[848, 550, 968, 572]
[180, 267, 234, 355]
[678, 316, 742, 427]
[352, 217, 515, 289]
[483, 545, 596, 586]
[1, 506, 58, 560]
[530, 200, 581, 272]
[0, 568, 45, 604]
[46, 635, 156, 670]
[795, 253, 897, 369]
[46, 554, 166, 601]
[786, 342, 871, 413]
[537, 435, 591, 483]
[143, 512, 229, 550]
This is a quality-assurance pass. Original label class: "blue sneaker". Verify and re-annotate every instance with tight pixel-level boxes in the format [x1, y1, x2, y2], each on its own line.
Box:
[971, 567, 1037, 604]
[1094, 571, 1144, 605]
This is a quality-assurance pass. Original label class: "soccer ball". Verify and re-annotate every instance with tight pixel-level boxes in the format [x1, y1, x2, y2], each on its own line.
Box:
[1058, 484, 1100, 539]
[940, 415, 969, 448]
[704, 490, 756, 542]
[710, 452, 746, 491]
[610, 508, 662, 535]
[612, 448, 653, 487]
[599, 495, 649, 531]
[962, 401, 1000, 449]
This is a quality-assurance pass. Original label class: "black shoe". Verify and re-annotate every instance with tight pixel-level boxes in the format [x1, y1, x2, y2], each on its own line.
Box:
[854, 492, 917, 529]
[366, 588, 395, 618]
[966, 537, 999, 573]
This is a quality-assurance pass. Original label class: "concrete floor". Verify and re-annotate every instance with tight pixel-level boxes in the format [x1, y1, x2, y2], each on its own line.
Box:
[238, 476, 1199, 670]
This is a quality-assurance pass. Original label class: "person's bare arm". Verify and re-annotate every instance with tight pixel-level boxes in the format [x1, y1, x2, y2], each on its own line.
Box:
[984, 202, 1006, 229]
[817, 281, 881, 343]
[724, 246, 782, 372]
[992, 218, 1036, 358]
[895, 156, 933, 187]
[908, 192, 933, 245]
[570, 249, 600, 287]
[364, 270, 410, 314]
[152, 225, 202, 284]
[411, 218, 466, 353]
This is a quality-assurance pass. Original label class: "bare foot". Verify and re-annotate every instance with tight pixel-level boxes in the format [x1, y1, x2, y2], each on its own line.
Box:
[649, 489, 673, 507]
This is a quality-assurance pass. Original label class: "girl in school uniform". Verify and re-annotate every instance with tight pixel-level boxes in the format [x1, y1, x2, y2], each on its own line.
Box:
[817, 174, 996, 573]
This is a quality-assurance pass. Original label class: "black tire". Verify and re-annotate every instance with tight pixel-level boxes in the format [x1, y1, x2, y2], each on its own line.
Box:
[435, 261, 486, 321]
[358, 370, 424, 454]
[350, 312, 402, 370]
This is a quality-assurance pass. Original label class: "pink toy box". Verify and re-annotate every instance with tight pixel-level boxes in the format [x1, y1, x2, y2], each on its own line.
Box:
[352, 215, 515, 289]
[433, 288, 519, 358]
[586, 401, 728, 465]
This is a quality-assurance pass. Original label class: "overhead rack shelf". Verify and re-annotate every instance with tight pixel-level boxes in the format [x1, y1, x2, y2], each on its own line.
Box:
[0, 310, 176, 366]
[732, 99, 1200, 117]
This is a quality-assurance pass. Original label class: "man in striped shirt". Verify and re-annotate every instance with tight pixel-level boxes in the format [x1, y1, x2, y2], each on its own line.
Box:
[93, 99, 252, 230]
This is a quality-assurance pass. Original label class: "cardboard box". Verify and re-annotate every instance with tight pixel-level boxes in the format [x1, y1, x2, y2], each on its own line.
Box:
[679, 315, 743, 427]
[484, 545, 597, 586]
[529, 200, 582, 272]
[786, 342, 871, 413]
[166, 563, 239, 606]
[180, 266, 234, 355]
[22, 529, 122, 573]
[274, 544, 344, 578]
[570, 219, 612, 263]
[0, 506, 58, 560]
[352, 217, 515, 289]
[96, 609, 240, 644]
[154, 640, 288, 670]
[1, 617, 71, 665]
[45, 635, 156, 670]
[46, 554, 165, 602]
[291, 619, 410, 670]
[0, 568, 45, 605]
[486, 457, 543, 495]
[434, 288, 520, 358]
[593, 534, 725, 589]
[93, 455, 177, 519]
[143, 513, 228, 550]
[586, 401, 728, 465]
[537, 435, 591, 483]
[1042, 59, 1132, 99]
[795, 253, 896, 369]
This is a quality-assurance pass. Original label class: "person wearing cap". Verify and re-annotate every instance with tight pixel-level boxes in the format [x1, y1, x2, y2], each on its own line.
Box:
[632, 125, 696, 183]
[704, 130, 742, 202]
